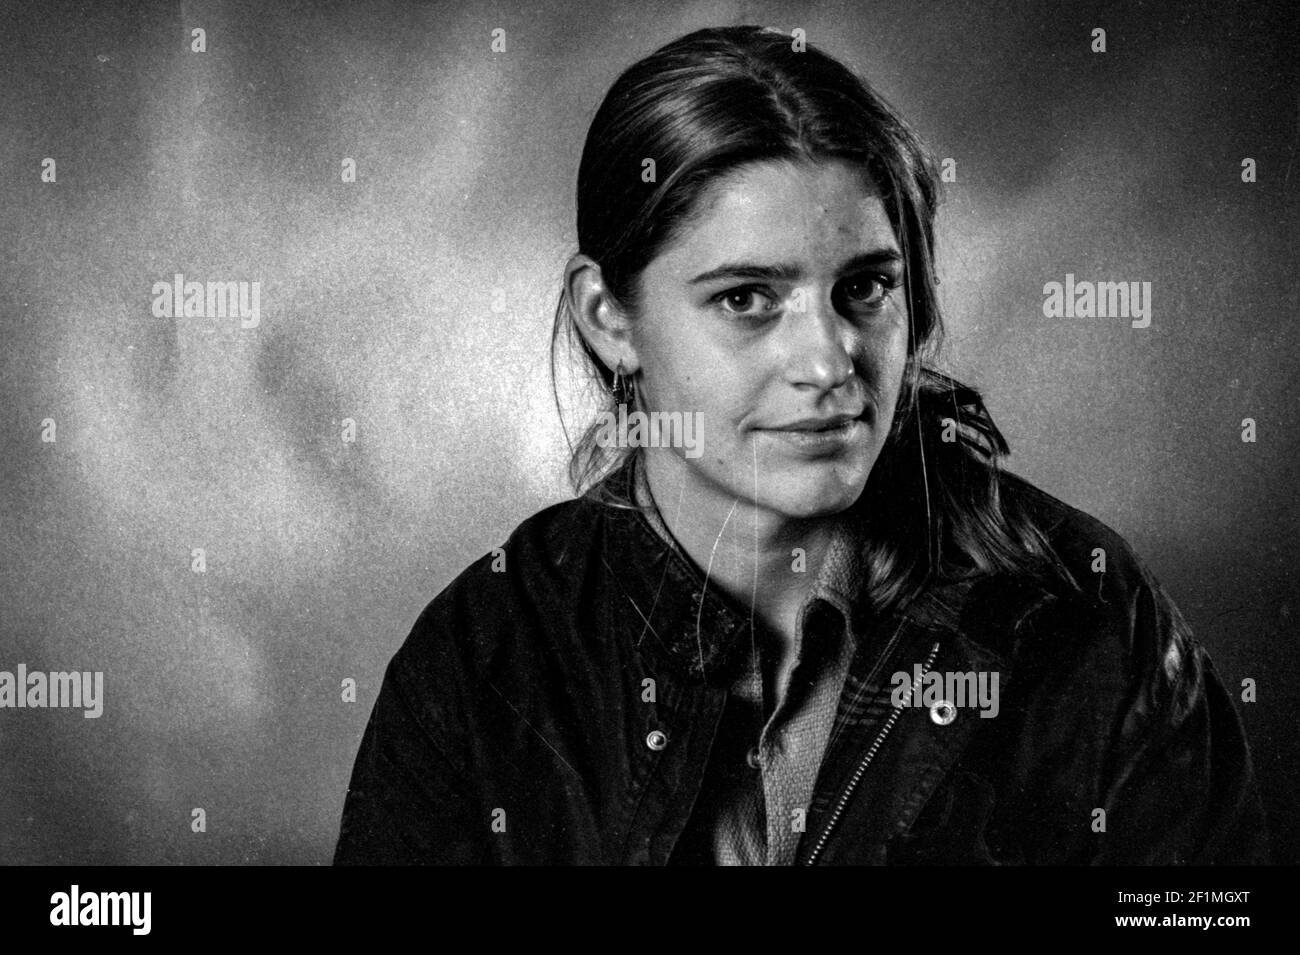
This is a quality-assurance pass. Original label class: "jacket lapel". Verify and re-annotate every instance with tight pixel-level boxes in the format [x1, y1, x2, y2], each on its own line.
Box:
[799, 572, 1059, 863]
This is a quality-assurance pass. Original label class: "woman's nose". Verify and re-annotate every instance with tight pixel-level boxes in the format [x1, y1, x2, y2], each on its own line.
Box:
[781, 289, 855, 391]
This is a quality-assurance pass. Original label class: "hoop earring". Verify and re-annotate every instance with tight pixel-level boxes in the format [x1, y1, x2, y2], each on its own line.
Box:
[610, 359, 632, 406]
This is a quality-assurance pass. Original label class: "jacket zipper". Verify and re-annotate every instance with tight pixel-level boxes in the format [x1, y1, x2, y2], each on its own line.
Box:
[802, 638, 942, 865]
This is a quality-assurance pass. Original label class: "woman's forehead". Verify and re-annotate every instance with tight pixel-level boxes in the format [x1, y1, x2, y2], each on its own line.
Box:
[658, 160, 898, 273]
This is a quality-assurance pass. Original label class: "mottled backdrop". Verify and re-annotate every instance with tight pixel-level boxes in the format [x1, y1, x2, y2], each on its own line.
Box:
[1, 0, 1296, 864]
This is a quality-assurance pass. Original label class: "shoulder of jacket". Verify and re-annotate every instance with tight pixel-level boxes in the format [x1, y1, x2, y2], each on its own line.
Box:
[997, 469, 1152, 592]
[392, 495, 603, 675]
[994, 471, 1199, 693]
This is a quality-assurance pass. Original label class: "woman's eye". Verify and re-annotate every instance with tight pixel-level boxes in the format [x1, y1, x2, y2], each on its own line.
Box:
[842, 275, 894, 307]
[716, 287, 773, 316]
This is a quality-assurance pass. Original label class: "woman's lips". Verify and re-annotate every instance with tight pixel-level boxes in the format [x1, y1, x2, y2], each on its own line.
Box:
[756, 416, 866, 452]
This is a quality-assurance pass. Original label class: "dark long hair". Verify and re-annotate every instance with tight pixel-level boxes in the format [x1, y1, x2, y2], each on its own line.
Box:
[550, 25, 1077, 619]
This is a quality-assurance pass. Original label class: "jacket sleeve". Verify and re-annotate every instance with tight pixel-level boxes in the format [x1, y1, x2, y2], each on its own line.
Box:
[333, 613, 489, 865]
[1093, 574, 1269, 865]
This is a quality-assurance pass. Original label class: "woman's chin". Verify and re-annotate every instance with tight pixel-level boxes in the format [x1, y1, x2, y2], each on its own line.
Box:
[760, 470, 869, 520]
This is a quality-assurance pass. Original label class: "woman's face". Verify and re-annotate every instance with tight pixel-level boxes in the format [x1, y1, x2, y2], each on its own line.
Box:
[629, 159, 910, 521]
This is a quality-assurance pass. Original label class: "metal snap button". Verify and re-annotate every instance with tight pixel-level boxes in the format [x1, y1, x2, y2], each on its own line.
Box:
[746, 746, 761, 769]
[646, 730, 668, 751]
[930, 700, 957, 725]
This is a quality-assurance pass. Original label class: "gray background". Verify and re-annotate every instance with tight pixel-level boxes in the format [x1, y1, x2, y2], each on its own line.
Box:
[1, 0, 1295, 864]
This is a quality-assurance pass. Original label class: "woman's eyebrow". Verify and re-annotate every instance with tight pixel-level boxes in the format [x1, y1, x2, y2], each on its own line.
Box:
[688, 248, 903, 285]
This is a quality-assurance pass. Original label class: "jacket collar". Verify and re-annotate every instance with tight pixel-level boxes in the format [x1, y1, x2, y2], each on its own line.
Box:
[596, 461, 1059, 684]
[603, 490, 757, 685]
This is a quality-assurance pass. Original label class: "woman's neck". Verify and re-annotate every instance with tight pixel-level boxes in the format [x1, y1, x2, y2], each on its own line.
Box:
[635, 450, 836, 642]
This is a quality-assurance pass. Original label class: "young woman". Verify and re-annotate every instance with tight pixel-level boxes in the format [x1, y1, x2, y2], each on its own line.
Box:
[334, 25, 1267, 865]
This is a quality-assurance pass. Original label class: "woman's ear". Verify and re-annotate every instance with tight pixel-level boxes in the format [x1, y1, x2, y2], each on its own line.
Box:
[564, 253, 641, 373]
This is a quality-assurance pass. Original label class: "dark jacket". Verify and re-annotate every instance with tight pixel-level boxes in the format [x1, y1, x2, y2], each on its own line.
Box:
[333, 468, 1268, 865]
